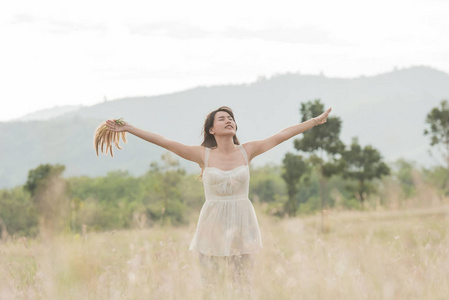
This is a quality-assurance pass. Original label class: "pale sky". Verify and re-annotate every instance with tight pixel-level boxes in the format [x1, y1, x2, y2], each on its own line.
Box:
[1, 0, 448, 121]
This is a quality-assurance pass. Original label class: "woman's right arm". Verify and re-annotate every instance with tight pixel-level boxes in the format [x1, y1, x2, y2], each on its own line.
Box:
[106, 120, 204, 166]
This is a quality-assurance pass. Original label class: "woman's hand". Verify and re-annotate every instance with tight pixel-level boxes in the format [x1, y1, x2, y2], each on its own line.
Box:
[106, 119, 129, 132]
[314, 107, 332, 125]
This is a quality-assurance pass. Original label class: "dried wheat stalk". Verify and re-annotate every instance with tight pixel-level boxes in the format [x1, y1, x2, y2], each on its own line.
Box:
[93, 118, 127, 157]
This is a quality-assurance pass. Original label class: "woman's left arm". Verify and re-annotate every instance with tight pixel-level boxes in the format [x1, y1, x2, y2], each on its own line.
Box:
[243, 107, 332, 162]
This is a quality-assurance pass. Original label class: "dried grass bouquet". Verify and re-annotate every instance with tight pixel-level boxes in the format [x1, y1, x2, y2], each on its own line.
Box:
[93, 118, 127, 157]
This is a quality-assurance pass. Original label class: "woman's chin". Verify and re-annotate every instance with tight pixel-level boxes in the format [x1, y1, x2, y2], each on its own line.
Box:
[216, 131, 235, 137]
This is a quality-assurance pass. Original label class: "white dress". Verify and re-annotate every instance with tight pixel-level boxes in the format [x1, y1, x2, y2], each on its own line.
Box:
[189, 144, 263, 256]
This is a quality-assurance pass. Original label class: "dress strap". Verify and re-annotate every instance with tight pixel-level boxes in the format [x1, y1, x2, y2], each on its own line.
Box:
[204, 147, 211, 167]
[237, 144, 249, 165]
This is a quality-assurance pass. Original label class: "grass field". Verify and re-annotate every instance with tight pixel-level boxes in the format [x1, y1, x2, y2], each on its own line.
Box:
[1, 204, 449, 300]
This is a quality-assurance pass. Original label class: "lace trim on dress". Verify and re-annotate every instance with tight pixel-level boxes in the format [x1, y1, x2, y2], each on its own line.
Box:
[205, 145, 248, 170]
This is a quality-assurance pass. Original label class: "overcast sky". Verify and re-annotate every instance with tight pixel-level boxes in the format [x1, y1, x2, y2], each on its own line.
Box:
[1, 0, 448, 121]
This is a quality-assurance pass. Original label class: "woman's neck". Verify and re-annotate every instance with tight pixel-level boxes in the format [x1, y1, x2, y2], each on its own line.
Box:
[214, 136, 237, 154]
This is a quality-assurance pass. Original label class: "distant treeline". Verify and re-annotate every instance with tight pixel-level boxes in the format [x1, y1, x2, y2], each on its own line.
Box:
[0, 156, 446, 238]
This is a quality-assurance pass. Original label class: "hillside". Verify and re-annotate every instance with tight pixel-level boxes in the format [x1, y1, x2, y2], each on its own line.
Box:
[13, 105, 83, 121]
[1, 65, 448, 188]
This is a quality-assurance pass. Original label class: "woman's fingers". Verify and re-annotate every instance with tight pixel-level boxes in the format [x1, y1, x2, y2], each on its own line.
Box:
[106, 120, 117, 130]
[323, 108, 331, 122]
[317, 107, 332, 124]
[106, 119, 127, 132]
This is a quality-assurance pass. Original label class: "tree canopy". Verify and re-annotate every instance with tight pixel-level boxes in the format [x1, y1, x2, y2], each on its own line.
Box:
[424, 99, 449, 169]
[342, 137, 390, 206]
[282, 153, 309, 217]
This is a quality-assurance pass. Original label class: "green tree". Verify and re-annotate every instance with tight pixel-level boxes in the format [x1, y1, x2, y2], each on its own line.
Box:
[342, 137, 390, 209]
[145, 152, 186, 226]
[424, 99, 449, 192]
[24, 164, 68, 235]
[25, 164, 65, 197]
[422, 165, 449, 197]
[0, 187, 38, 237]
[67, 171, 140, 231]
[293, 99, 344, 231]
[249, 164, 286, 203]
[393, 159, 417, 199]
[281, 153, 309, 217]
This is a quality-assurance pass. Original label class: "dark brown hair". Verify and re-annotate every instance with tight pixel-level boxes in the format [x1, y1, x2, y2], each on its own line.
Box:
[201, 106, 240, 148]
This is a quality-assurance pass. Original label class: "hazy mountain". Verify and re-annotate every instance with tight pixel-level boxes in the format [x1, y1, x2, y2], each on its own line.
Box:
[1, 65, 448, 188]
[13, 105, 84, 121]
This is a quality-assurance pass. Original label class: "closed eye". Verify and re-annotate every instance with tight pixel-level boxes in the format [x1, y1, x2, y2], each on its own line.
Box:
[218, 116, 234, 121]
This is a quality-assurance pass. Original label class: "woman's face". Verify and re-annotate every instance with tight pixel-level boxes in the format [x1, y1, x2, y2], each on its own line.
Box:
[210, 111, 236, 136]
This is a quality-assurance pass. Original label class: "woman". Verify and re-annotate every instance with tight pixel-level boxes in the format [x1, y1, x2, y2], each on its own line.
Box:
[106, 106, 331, 296]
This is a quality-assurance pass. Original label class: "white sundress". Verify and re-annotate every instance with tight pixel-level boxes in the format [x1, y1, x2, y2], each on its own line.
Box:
[189, 144, 263, 256]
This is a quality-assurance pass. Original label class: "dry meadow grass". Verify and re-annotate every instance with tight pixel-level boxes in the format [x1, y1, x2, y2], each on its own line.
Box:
[1, 204, 449, 300]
